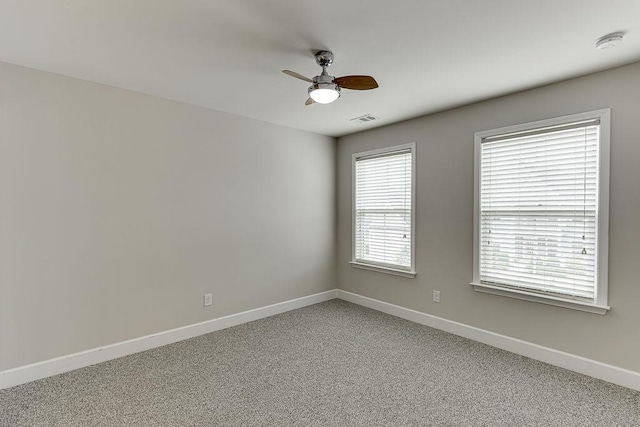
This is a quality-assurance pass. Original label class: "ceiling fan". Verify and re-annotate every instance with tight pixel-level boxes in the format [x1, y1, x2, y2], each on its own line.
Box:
[282, 51, 378, 105]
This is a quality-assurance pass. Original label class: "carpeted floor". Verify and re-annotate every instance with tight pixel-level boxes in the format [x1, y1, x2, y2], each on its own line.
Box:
[1, 300, 639, 426]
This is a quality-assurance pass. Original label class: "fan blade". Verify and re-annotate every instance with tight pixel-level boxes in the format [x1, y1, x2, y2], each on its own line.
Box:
[305, 98, 314, 106]
[283, 70, 313, 83]
[335, 75, 378, 90]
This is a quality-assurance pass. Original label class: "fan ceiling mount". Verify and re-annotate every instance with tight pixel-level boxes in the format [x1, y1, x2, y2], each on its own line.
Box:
[283, 50, 378, 106]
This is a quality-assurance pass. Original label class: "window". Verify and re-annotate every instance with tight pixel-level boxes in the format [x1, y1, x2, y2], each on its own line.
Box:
[351, 143, 416, 278]
[472, 110, 610, 314]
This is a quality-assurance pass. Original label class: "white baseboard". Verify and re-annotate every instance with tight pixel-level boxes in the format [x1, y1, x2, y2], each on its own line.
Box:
[0, 289, 338, 390]
[4, 288, 638, 393]
[337, 290, 640, 392]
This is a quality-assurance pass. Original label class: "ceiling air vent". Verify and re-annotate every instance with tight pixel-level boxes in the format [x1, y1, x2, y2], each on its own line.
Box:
[350, 114, 379, 124]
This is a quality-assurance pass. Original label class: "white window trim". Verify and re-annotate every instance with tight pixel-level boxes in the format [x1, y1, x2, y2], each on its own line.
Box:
[471, 109, 611, 315]
[351, 142, 417, 278]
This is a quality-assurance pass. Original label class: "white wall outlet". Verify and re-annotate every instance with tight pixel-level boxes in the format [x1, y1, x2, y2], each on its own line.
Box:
[433, 290, 441, 303]
[203, 293, 213, 307]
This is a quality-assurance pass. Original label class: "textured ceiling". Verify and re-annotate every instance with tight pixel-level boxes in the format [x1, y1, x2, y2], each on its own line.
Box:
[1, 0, 639, 137]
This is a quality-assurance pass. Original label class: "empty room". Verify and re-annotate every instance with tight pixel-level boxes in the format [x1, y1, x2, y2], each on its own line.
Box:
[1, 1, 640, 426]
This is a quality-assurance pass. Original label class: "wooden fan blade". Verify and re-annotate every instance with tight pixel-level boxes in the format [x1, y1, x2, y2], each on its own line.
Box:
[283, 70, 313, 83]
[335, 75, 378, 90]
[305, 98, 314, 106]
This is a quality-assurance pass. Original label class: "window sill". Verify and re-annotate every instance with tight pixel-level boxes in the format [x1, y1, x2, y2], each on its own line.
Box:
[470, 282, 609, 315]
[350, 261, 416, 278]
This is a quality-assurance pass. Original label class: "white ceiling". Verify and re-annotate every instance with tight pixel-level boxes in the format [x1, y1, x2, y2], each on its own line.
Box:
[1, 1, 639, 137]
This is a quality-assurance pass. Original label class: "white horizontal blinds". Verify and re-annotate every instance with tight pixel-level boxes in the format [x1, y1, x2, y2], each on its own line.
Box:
[355, 149, 412, 270]
[480, 121, 599, 301]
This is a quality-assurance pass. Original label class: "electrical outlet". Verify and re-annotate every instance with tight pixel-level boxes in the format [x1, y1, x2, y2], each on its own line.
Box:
[203, 293, 213, 307]
[433, 290, 441, 303]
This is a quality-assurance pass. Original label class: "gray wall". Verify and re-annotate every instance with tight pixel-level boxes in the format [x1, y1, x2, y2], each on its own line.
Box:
[3, 58, 638, 375]
[337, 62, 640, 372]
[0, 62, 336, 370]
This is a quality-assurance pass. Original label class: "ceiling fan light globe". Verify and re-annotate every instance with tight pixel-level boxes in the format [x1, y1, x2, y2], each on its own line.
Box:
[308, 83, 340, 104]
[310, 89, 339, 104]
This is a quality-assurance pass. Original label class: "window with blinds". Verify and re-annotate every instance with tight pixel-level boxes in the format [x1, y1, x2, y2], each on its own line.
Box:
[473, 110, 610, 313]
[352, 143, 415, 276]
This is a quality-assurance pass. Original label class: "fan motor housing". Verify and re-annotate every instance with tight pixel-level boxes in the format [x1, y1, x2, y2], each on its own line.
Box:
[314, 73, 334, 84]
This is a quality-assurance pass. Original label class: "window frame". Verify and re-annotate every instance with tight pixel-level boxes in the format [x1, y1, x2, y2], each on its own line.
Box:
[471, 109, 611, 315]
[351, 142, 417, 278]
